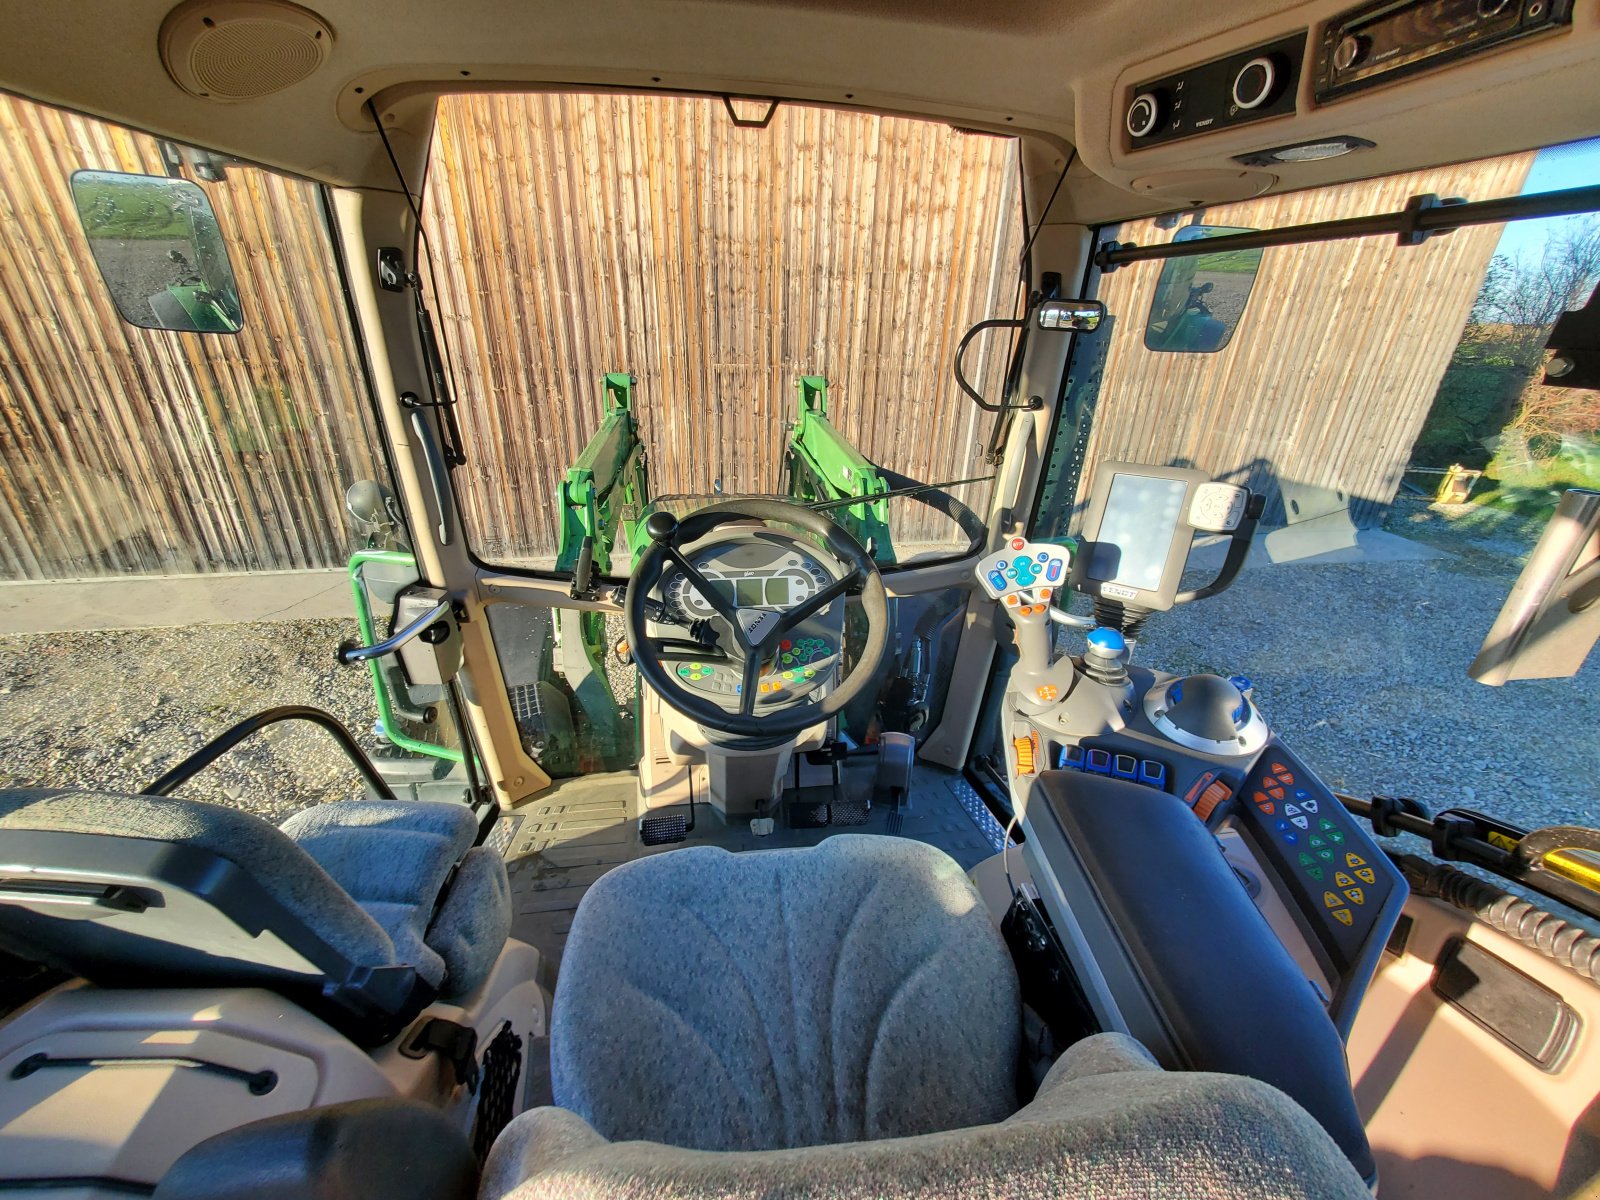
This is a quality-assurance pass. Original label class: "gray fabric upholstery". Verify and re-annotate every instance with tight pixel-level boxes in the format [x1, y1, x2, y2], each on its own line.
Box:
[427, 845, 513, 998]
[483, 1033, 1372, 1200]
[0, 788, 395, 971]
[278, 799, 481, 990]
[550, 835, 1020, 1152]
[0, 789, 506, 998]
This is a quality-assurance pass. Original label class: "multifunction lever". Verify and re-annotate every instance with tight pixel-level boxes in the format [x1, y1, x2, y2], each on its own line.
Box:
[975, 537, 1077, 712]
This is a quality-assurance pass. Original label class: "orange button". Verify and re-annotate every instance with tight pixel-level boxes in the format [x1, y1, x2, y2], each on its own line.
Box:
[1003, 594, 1019, 607]
[1035, 685, 1059, 702]
[1039, 587, 1052, 601]
[1194, 780, 1231, 820]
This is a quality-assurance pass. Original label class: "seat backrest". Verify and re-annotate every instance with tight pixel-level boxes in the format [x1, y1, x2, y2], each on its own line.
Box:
[550, 835, 1021, 1151]
[0, 788, 428, 1041]
[485, 1032, 1372, 1200]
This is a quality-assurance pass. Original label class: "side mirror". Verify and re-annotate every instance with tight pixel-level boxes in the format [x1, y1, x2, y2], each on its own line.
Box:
[1037, 299, 1105, 332]
[70, 170, 243, 334]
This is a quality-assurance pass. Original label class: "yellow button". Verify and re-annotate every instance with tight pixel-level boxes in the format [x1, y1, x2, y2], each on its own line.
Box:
[1345, 852, 1366, 868]
[1323, 891, 1341, 909]
[1344, 887, 1365, 905]
[1332, 908, 1353, 926]
[1334, 871, 1355, 888]
[1355, 867, 1375, 884]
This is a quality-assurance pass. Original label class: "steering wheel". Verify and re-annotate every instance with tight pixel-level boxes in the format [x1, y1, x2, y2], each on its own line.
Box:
[624, 499, 888, 740]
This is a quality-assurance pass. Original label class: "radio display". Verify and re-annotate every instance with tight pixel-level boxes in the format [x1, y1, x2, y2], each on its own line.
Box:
[1085, 473, 1189, 591]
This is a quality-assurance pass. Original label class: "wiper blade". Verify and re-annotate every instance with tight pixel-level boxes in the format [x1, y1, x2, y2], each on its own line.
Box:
[805, 474, 994, 513]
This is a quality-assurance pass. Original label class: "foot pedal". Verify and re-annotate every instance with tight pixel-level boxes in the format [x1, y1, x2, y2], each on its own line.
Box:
[639, 811, 689, 845]
[829, 797, 870, 826]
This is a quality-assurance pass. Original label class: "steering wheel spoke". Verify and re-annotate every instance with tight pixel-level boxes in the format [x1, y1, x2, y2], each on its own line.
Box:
[737, 653, 765, 717]
[650, 638, 730, 663]
[767, 568, 861, 644]
[663, 544, 751, 650]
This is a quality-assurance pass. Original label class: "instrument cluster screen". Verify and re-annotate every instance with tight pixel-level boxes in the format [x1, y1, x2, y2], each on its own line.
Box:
[1085, 473, 1189, 591]
[707, 576, 793, 608]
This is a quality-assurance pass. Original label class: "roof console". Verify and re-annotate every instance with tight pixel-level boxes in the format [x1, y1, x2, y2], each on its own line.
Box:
[1315, 0, 1574, 103]
[1124, 32, 1306, 148]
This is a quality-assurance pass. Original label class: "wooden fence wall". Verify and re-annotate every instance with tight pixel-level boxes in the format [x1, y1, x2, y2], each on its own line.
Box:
[0, 95, 382, 580]
[1061, 153, 1534, 530]
[423, 94, 1024, 563]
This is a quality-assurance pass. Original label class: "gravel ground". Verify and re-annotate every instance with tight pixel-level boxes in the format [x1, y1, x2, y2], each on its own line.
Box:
[1135, 497, 1598, 836]
[0, 617, 378, 825]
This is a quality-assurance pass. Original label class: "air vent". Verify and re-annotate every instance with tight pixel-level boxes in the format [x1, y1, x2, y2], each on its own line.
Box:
[160, 0, 333, 102]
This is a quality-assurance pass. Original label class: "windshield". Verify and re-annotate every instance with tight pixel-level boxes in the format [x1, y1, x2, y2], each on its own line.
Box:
[1031, 136, 1600, 857]
[422, 93, 1020, 572]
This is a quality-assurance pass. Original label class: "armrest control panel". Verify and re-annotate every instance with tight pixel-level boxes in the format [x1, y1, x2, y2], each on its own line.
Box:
[1232, 741, 1406, 1020]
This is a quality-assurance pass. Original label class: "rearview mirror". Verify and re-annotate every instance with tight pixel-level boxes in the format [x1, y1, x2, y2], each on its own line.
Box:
[1037, 299, 1106, 332]
[1144, 225, 1262, 354]
[70, 170, 243, 334]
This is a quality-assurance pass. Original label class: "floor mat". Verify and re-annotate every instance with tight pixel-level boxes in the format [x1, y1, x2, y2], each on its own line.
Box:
[504, 762, 1000, 974]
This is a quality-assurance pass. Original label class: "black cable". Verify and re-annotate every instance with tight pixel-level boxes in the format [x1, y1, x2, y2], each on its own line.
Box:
[1017, 148, 1076, 279]
[366, 100, 468, 448]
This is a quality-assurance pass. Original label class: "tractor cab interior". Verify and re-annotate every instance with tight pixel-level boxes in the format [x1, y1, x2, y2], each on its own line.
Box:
[3, 1, 1600, 1198]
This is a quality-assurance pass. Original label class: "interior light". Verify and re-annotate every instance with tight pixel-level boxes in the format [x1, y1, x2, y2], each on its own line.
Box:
[1234, 136, 1375, 167]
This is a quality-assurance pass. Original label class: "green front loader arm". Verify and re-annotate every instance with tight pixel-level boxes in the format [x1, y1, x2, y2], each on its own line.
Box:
[785, 376, 895, 562]
[554, 372, 650, 575]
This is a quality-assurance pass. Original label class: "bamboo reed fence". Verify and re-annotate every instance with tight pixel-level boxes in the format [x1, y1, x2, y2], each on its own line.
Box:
[0, 95, 382, 580]
[422, 93, 1024, 563]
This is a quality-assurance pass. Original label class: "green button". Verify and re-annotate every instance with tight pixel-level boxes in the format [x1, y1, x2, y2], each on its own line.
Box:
[1318, 817, 1337, 831]
[677, 666, 690, 677]
[804, 667, 816, 678]
[1328, 830, 1346, 844]
[1309, 835, 1326, 849]
[1316, 849, 1334, 862]
[1298, 852, 1316, 867]
[1306, 866, 1325, 882]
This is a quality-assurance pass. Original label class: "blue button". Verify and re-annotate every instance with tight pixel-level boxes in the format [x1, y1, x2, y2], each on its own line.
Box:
[1046, 559, 1063, 581]
[1284, 831, 1299, 844]
[988, 571, 1006, 590]
[1086, 749, 1112, 774]
[1112, 754, 1138, 780]
[1037, 552, 1049, 562]
[994, 559, 1009, 570]
[1005, 568, 1018, 579]
[1274, 819, 1291, 834]
[1062, 744, 1085, 769]
[1294, 788, 1310, 800]
[1086, 627, 1127, 652]
[1138, 760, 1167, 788]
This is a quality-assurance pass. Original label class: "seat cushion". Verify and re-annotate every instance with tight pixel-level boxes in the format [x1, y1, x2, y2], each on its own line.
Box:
[550, 835, 1020, 1152]
[279, 799, 479, 989]
[483, 1033, 1372, 1200]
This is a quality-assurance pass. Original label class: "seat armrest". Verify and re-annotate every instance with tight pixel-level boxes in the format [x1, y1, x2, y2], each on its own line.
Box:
[153, 1099, 478, 1200]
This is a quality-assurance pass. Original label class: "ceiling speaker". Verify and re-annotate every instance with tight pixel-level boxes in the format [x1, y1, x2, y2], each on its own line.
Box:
[160, 0, 333, 102]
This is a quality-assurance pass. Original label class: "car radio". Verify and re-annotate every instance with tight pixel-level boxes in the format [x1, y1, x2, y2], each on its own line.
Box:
[1315, 0, 1574, 103]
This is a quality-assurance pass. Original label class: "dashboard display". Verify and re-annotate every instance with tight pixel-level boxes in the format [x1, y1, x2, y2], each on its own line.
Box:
[707, 577, 793, 607]
[1085, 473, 1188, 591]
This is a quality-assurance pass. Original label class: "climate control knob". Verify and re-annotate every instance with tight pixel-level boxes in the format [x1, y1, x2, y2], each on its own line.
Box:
[1232, 55, 1280, 110]
[1126, 91, 1162, 139]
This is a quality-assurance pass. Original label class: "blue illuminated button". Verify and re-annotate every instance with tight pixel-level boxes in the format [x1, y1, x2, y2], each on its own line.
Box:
[1086, 627, 1127, 653]
[1046, 558, 1063, 581]
[995, 559, 1009, 570]
[1138, 760, 1166, 788]
[988, 572, 1006, 590]
[1112, 754, 1138, 780]
[1062, 744, 1086, 769]
[1085, 748, 1112, 774]
[1005, 568, 1018, 579]
[1037, 552, 1049, 562]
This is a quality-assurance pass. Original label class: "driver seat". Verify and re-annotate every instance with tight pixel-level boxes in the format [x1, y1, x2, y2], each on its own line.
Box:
[507, 835, 1369, 1198]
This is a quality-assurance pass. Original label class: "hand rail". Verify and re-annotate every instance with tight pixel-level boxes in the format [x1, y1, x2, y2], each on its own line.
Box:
[337, 599, 451, 664]
[141, 706, 397, 802]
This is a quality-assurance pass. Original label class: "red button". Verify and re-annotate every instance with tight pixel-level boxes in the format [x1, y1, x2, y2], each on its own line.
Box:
[1011, 538, 1025, 550]
[1257, 801, 1275, 815]
[780, 640, 791, 650]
